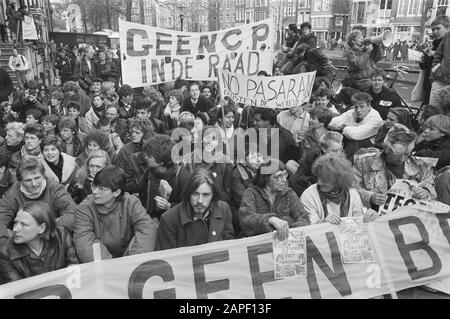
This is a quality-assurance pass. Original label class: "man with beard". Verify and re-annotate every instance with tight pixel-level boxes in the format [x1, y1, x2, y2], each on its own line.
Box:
[156, 167, 235, 250]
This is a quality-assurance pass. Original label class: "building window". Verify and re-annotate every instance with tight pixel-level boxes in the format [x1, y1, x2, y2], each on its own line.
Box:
[437, 0, 449, 16]
[226, 14, 230, 22]
[315, 0, 322, 11]
[335, 16, 343, 26]
[407, 0, 422, 16]
[398, 26, 410, 32]
[266, 11, 269, 19]
[233, 14, 236, 21]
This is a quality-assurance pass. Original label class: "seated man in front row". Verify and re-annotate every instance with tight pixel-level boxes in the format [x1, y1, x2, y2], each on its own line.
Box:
[367, 69, 402, 120]
[328, 92, 383, 159]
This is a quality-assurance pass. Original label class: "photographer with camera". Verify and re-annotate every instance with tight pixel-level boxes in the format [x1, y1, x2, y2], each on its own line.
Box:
[342, 30, 383, 92]
[8, 48, 30, 90]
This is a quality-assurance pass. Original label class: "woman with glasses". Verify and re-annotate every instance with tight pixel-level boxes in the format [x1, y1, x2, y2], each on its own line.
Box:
[239, 158, 310, 241]
[354, 124, 436, 210]
[413, 115, 450, 171]
[300, 154, 365, 225]
[68, 150, 110, 204]
[291, 131, 344, 198]
[73, 165, 158, 263]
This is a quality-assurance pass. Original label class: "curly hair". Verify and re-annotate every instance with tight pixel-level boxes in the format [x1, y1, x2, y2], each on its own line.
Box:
[84, 130, 112, 151]
[62, 81, 80, 93]
[346, 30, 363, 48]
[142, 86, 164, 103]
[40, 134, 63, 152]
[24, 123, 46, 140]
[142, 134, 175, 166]
[168, 89, 184, 106]
[6, 122, 25, 139]
[118, 84, 134, 99]
[312, 154, 356, 190]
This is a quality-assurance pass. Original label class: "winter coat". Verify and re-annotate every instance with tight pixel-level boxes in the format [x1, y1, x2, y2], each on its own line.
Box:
[156, 200, 235, 250]
[12, 98, 46, 121]
[63, 92, 91, 116]
[354, 151, 436, 208]
[300, 184, 365, 224]
[54, 54, 73, 81]
[290, 148, 321, 197]
[60, 132, 85, 158]
[96, 61, 118, 83]
[300, 33, 318, 48]
[182, 95, 214, 115]
[345, 44, 383, 81]
[0, 226, 79, 284]
[419, 38, 442, 104]
[238, 184, 310, 238]
[413, 137, 450, 171]
[67, 178, 92, 205]
[231, 164, 256, 211]
[0, 180, 76, 232]
[73, 193, 158, 263]
[432, 32, 450, 85]
[44, 152, 79, 187]
[138, 164, 190, 220]
[0, 67, 13, 102]
[72, 58, 98, 92]
[116, 142, 141, 193]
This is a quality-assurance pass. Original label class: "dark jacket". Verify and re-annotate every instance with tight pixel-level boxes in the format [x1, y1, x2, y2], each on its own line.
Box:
[138, 164, 190, 220]
[300, 33, 317, 48]
[231, 164, 256, 211]
[116, 142, 141, 193]
[74, 193, 158, 262]
[345, 44, 383, 81]
[290, 149, 321, 197]
[239, 184, 310, 238]
[118, 100, 135, 119]
[67, 178, 92, 205]
[0, 226, 79, 284]
[432, 32, 450, 85]
[420, 38, 442, 104]
[96, 61, 118, 83]
[73, 58, 98, 92]
[182, 95, 214, 115]
[368, 86, 402, 120]
[54, 54, 73, 81]
[0, 180, 76, 234]
[414, 137, 450, 171]
[63, 92, 91, 116]
[182, 152, 234, 203]
[258, 125, 299, 164]
[12, 98, 46, 121]
[0, 67, 13, 102]
[60, 132, 85, 158]
[156, 200, 235, 250]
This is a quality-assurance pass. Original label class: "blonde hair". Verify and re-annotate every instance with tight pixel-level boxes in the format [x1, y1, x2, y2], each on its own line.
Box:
[6, 122, 25, 139]
[76, 150, 111, 185]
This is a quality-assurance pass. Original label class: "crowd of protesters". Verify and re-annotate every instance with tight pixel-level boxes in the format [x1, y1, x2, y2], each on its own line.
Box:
[0, 16, 448, 301]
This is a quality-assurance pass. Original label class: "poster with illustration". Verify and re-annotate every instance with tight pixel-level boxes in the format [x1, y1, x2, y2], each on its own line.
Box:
[339, 217, 375, 264]
[273, 229, 307, 279]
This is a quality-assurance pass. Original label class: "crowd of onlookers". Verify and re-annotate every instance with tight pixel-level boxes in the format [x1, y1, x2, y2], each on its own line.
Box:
[0, 17, 449, 300]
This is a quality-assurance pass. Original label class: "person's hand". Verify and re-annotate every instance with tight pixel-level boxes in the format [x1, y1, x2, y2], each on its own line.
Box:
[269, 217, 289, 241]
[154, 196, 171, 210]
[371, 193, 387, 206]
[323, 215, 342, 225]
[363, 209, 380, 223]
[412, 187, 428, 200]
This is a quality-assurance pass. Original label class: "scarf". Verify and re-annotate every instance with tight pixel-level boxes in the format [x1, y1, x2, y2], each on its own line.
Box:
[318, 187, 350, 218]
[20, 178, 47, 199]
[21, 145, 42, 157]
[6, 142, 24, 154]
[93, 105, 105, 119]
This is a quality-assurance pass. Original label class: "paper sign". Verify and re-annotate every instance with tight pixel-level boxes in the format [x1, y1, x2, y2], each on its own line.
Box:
[273, 229, 307, 279]
[339, 217, 375, 264]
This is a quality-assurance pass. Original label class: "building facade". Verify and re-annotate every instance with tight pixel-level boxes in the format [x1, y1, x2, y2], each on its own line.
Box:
[311, 0, 332, 42]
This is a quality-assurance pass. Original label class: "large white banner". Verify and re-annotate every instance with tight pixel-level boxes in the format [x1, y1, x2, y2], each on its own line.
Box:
[119, 19, 275, 87]
[218, 69, 316, 108]
[1, 204, 450, 299]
